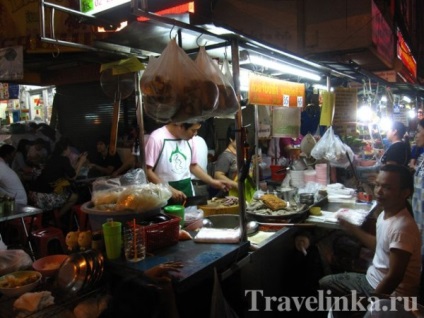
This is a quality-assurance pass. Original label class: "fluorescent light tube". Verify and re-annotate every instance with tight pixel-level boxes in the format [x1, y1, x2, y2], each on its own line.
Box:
[249, 55, 321, 81]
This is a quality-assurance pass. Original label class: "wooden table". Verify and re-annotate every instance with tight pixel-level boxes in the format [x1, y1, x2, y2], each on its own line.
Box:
[0, 204, 44, 260]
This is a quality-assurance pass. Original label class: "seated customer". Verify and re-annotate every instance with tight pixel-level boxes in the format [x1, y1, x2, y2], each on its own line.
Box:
[12, 139, 35, 184]
[28, 137, 87, 229]
[100, 262, 183, 318]
[319, 164, 421, 297]
[87, 136, 122, 178]
[0, 144, 28, 205]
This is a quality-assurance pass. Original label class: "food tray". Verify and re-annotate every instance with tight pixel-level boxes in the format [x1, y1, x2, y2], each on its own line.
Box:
[198, 203, 239, 216]
[141, 215, 180, 253]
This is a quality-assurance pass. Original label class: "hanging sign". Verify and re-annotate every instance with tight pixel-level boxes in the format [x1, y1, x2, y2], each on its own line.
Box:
[248, 74, 305, 107]
[319, 91, 334, 127]
[272, 107, 301, 138]
[397, 30, 417, 80]
[80, 0, 130, 14]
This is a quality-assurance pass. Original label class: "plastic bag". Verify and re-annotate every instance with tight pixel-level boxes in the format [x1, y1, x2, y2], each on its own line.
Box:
[115, 183, 172, 212]
[195, 47, 239, 117]
[141, 39, 219, 123]
[0, 250, 33, 276]
[311, 127, 354, 168]
[119, 168, 147, 186]
[221, 57, 234, 87]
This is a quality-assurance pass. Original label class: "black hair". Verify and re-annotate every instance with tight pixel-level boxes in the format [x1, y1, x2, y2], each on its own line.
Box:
[379, 164, 413, 194]
[392, 121, 407, 139]
[181, 122, 202, 130]
[16, 139, 31, 158]
[0, 144, 15, 158]
[52, 137, 71, 156]
[97, 135, 109, 145]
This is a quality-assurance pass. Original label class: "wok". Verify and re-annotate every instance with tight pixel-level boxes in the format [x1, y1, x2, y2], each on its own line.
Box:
[246, 204, 309, 223]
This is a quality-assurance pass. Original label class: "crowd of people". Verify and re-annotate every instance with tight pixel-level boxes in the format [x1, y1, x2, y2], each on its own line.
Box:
[0, 123, 133, 232]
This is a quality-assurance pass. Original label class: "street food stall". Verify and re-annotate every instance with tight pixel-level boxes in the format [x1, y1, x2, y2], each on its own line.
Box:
[0, 0, 397, 317]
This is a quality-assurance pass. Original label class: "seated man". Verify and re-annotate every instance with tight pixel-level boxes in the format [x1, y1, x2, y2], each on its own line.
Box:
[87, 137, 122, 178]
[319, 164, 421, 297]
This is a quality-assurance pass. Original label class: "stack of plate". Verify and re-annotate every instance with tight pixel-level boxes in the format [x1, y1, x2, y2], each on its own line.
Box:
[303, 170, 316, 184]
[56, 250, 104, 295]
[315, 163, 328, 185]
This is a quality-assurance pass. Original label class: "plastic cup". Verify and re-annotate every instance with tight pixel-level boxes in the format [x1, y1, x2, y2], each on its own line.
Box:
[164, 205, 185, 226]
[102, 221, 122, 260]
[123, 227, 145, 262]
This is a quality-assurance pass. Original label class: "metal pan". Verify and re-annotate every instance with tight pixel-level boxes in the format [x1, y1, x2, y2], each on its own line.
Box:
[246, 205, 309, 223]
[56, 253, 88, 295]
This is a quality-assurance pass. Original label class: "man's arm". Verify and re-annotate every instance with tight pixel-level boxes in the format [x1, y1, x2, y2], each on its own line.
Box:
[214, 170, 238, 189]
[145, 166, 186, 202]
[338, 218, 377, 251]
[374, 248, 411, 295]
[190, 164, 232, 190]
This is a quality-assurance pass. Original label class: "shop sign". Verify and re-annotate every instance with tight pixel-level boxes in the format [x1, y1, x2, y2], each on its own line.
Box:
[333, 88, 357, 125]
[371, 1, 394, 66]
[248, 74, 305, 107]
[374, 70, 397, 82]
[397, 30, 417, 80]
[80, 0, 130, 14]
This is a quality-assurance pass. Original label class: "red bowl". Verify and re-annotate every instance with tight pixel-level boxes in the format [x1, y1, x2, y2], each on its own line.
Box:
[32, 254, 69, 277]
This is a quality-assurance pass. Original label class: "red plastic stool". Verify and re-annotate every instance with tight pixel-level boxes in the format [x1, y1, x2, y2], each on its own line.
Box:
[31, 227, 66, 258]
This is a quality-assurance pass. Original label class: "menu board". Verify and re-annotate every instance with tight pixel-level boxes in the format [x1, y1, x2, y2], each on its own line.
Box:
[271, 107, 301, 138]
[332, 88, 358, 136]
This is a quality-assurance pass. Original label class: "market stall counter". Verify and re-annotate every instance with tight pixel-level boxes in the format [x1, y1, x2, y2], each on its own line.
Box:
[105, 238, 250, 293]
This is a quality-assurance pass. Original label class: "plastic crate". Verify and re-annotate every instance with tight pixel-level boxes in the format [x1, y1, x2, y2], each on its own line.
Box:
[142, 215, 180, 253]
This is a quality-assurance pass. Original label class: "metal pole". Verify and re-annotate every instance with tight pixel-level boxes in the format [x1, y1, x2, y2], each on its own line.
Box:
[135, 71, 146, 172]
[231, 37, 247, 242]
[254, 105, 260, 189]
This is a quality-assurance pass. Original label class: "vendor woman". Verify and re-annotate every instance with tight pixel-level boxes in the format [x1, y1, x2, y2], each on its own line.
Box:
[144, 122, 232, 203]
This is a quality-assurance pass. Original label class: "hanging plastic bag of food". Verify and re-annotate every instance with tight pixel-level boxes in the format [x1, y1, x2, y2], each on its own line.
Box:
[141, 39, 219, 123]
[221, 56, 234, 87]
[195, 47, 239, 117]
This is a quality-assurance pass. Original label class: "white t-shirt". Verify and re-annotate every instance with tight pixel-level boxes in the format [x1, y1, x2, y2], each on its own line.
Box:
[0, 158, 28, 205]
[366, 208, 421, 297]
[145, 126, 197, 183]
[191, 135, 208, 180]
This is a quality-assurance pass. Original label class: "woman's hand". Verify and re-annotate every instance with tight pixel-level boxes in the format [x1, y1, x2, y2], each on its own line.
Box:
[209, 179, 232, 192]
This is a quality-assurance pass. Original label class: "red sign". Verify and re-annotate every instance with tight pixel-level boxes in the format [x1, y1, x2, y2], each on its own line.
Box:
[397, 30, 417, 80]
[371, 1, 394, 66]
